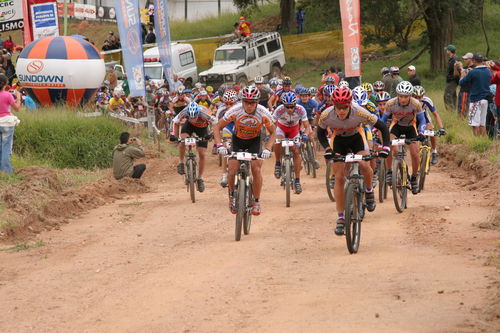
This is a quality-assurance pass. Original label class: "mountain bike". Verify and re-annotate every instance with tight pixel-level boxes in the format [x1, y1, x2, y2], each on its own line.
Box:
[277, 138, 300, 207]
[180, 137, 204, 203]
[418, 130, 443, 192]
[325, 160, 335, 202]
[373, 134, 388, 203]
[300, 138, 317, 178]
[218, 135, 232, 168]
[332, 152, 376, 254]
[228, 151, 259, 241]
[391, 135, 421, 213]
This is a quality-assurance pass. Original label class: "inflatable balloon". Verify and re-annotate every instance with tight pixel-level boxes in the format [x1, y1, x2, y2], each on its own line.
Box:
[16, 36, 106, 107]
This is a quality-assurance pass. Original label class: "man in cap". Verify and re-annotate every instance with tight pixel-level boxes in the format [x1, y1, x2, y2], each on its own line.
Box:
[444, 44, 460, 111]
[238, 16, 251, 40]
[407, 65, 421, 86]
[381, 67, 392, 94]
[455, 52, 474, 118]
[459, 53, 492, 136]
[389, 66, 403, 97]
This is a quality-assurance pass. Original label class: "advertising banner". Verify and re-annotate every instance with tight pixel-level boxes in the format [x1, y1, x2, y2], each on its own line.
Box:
[153, 0, 174, 90]
[31, 2, 59, 40]
[339, 0, 361, 77]
[74, 4, 97, 20]
[113, 0, 145, 97]
[0, 0, 24, 32]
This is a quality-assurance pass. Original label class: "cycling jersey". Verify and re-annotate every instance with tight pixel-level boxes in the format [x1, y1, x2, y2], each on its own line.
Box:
[223, 104, 273, 140]
[195, 97, 212, 109]
[171, 95, 191, 107]
[108, 97, 125, 111]
[363, 100, 379, 116]
[271, 87, 295, 103]
[273, 104, 308, 127]
[298, 98, 319, 120]
[173, 105, 215, 128]
[419, 95, 436, 124]
[258, 85, 273, 103]
[381, 97, 426, 133]
[216, 104, 236, 134]
[318, 100, 333, 114]
[319, 104, 378, 137]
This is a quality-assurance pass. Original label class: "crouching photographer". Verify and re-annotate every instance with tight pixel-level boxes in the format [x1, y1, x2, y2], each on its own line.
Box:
[112, 132, 146, 180]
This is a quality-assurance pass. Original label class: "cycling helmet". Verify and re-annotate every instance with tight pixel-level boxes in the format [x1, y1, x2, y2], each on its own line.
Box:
[187, 102, 200, 118]
[396, 81, 414, 95]
[373, 81, 385, 91]
[177, 87, 184, 94]
[254, 76, 265, 84]
[375, 91, 391, 103]
[282, 77, 292, 86]
[240, 85, 260, 100]
[412, 85, 426, 97]
[323, 84, 337, 96]
[281, 91, 297, 105]
[325, 76, 335, 84]
[332, 87, 352, 107]
[183, 89, 192, 94]
[157, 88, 166, 95]
[206, 86, 214, 93]
[361, 83, 373, 93]
[114, 88, 123, 97]
[389, 66, 400, 73]
[222, 89, 238, 104]
[298, 87, 310, 95]
[194, 82, 202, 89]
[309, 87, 318, 95]
[198, 90, 208, 96]
[380, 67, 390, 75]
[352, 86, 369, 106]
[338, 80, 349, 88]
[277, 78, 283, 85]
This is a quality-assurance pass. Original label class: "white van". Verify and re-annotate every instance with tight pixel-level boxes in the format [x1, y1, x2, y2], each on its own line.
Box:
[143, 43, 198, 88]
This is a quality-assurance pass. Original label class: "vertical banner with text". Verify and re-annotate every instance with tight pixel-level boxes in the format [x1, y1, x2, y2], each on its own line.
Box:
[113, 0, 145, 97]
[339, 0, 361, 77]
[153, 0, 174, 91]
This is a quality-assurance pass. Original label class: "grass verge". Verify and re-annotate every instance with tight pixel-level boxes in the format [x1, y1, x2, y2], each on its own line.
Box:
[0, 240, 46, 253]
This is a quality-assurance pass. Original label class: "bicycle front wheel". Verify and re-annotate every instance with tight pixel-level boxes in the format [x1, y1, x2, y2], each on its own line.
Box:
[392, 159, 407, 213]
[187, 159, 196, 203]
[326, 161, 335, 202]
[243, 181, 253, 235]
[300, 144, 310, 175]
[378, 159, 386, 203]
[344, 182, 362, 254]
[235, 178, 245, 241]
[307, 141, 317, 178]
[285, 158, 292, 207]
[419, 149, 428, 192]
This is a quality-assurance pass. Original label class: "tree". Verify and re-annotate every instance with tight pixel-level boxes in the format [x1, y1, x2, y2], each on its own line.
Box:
[279, 0, 295, 33]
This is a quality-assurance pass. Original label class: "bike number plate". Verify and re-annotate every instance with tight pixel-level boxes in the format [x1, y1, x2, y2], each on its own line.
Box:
[424, 130, 435, 136]
[185, 138, 197, 146]
[281, 140, 294, 147]
[345, 154, 363, 162]
[392, 139, 405, 146]
[236, 152, 252, 161]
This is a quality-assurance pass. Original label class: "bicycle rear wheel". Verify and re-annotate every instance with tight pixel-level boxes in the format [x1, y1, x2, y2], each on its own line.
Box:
[344, 182, 362, 254]
[378, 159, 386, 203]
[419, 149, 428, 192]
[307, 141, 317, 178]
[235, 179, 245, 241]
[187, 159, 196, 203]
[300, 144, 310, 175]
[326, 161, 335, 202]
[243, 181, 253, 235]
[285, 158, 292, 207]
[392, 159, 407, 213]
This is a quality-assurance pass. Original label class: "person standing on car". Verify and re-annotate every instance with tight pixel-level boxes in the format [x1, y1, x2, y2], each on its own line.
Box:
[0, 74, 21, 174]
[112, 132, 146, 180]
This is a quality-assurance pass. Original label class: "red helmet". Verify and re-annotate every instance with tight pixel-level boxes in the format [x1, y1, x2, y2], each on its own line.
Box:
[332, 87, 352, 106]
[240, 86, 261, 100]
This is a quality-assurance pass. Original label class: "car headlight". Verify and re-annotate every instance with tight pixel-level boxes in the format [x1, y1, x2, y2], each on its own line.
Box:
[225, 75, 233, 82]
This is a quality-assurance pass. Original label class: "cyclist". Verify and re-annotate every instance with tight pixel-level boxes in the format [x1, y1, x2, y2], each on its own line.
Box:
[170, 102, 215, 193]
[154, 88, 171, 130]
[216, 89, 239, 187]
[373, 81, 385, 93]
[170, 88, 192, 115]
[255, 76, 273, 107]
[380, 81, 427, 194]
[194, 89, 216, 114]
[268, 77, 294, 111]
[298, 87, 320, 165]
[272, 91, 312, 194]
[361, 82, 377, 104]
[213, 86, 276, 216]
[375, 91, 391, 117]
[317, 87, 390, 236]
[309, 86, 319, 103]
[318, 76, 336, 102]
[338, 80, 350, 89]
[412, 85, 446, 164]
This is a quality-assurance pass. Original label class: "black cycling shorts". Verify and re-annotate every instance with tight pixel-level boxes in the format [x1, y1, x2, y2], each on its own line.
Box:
[332, 133, 367, 157]
[232, 135, 261, 154]
[181, 122, 209, 148]
[390, 123, 417, 139]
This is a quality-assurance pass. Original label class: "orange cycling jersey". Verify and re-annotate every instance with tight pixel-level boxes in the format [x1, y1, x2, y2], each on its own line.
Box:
[173, 105, 215, 128]
[223, 104, 273, 140]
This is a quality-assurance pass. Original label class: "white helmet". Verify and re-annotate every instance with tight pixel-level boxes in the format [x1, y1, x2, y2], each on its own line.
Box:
[396, 81, 414, 96]
[338, 80, 349, 88]
[114, 88, 123, 97]
[254, 76, 264, 84]
[195, 82, 202, 89]
[198, 90, 208, 96]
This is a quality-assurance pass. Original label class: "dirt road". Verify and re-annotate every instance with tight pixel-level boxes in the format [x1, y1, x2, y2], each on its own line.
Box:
[0, 156, 498, 333]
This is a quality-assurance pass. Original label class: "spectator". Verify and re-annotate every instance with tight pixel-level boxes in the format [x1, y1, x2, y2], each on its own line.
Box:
[0, 74, 21, 174]
[389, 66, 403, 97]
[122, 73, 130, 97]
[4, 59, 16, 85]
[381, 67, 393, 93]
[238, 16, 251, 39]
[407, 65, 421, 86]
[20, 89, 36, 110]
[106, 66, 118, 90]
[455, 52, 474, 119]
[112, 132, 146, 180]
[296, 8, 305, 34]
[102, 40, 113, 51]
[0, 34, 4, 50]
[3, 36, 14, 53]
[141, 24, 147, 43]
[145, 27, 156, 44]
[459, 53, 492, 136]
[444, 44, 460, 111]
[489, 60, 500, 138]
[148, 4, 155, 26]
[106, 31, 120, 50]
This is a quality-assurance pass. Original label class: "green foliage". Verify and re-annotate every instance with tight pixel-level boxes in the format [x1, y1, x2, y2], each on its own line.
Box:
[13, 109, 127, 170]
[296, 0, 340, 33]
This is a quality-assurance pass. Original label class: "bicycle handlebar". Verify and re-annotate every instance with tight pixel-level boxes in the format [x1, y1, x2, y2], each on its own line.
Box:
[227, 152, 261, 160]
[331, 153, 377, 162]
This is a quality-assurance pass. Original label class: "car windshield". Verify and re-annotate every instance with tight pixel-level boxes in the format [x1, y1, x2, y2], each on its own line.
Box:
[144, 66, 163, 79]
[215, 49, 245, 62]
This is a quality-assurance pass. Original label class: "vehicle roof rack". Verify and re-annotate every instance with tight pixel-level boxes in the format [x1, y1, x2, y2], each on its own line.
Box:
[223, 32, 280, 48]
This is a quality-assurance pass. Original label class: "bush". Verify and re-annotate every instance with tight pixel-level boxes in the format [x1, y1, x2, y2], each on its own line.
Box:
[14, 109, 127, 170]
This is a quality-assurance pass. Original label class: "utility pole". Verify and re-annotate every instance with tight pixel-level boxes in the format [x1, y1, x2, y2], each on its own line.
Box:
[218, 0, 221, 17]
[184, 0, 188, 21]
[63, 0, 68, 36]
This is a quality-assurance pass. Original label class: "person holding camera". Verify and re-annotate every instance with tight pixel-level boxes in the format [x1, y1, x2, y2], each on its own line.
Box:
[0, 73, 21, 174]
[112, 132, 146, 180]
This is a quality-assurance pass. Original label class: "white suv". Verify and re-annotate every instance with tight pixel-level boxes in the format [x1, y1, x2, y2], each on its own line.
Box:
[198, 32, 286, 89]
